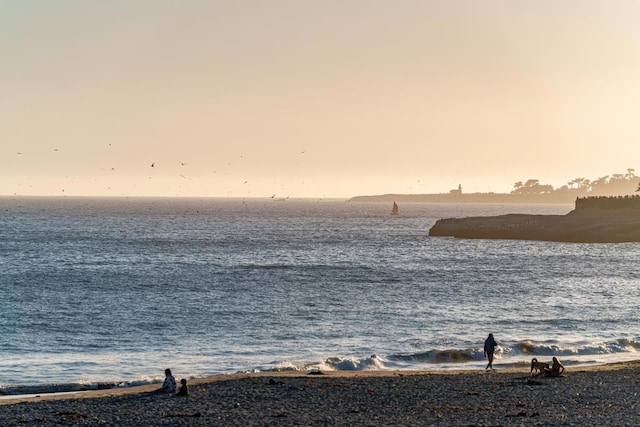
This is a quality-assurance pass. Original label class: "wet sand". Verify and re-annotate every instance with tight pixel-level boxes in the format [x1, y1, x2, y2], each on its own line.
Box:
[1, 361, 639, 426]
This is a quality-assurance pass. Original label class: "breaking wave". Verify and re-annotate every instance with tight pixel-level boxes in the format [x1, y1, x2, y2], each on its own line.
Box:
[515, 338, 639, 357]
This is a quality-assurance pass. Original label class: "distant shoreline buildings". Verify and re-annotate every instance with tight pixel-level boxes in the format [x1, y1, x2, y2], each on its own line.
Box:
[350, 170, 640, 204]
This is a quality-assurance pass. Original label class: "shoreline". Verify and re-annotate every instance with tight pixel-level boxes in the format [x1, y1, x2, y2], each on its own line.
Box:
[3, 359, 639, 404]
[1, 360, 639, 425]
[1, 357, 636, 403]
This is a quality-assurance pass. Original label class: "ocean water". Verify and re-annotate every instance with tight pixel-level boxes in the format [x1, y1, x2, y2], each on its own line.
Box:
[1, 197, 639, 394]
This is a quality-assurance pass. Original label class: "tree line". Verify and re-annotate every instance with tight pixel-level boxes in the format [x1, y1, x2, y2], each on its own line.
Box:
[511, 168, 638, 196]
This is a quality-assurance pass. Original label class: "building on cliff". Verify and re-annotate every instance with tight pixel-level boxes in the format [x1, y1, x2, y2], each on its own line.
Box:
[575, 195, 640, 211]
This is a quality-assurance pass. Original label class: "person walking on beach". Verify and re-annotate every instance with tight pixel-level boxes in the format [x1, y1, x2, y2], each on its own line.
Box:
[155, 368, 177, 394]
[484, 333, 498, 370]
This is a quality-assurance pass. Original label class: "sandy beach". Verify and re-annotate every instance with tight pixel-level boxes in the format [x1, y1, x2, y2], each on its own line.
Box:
[1, 361, 639, 426]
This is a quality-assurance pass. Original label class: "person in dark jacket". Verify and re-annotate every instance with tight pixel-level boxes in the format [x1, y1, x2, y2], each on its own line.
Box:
[484, 333, 498, 370]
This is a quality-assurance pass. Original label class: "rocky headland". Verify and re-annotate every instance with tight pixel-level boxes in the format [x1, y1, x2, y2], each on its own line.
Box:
[428, 196, 640, 243]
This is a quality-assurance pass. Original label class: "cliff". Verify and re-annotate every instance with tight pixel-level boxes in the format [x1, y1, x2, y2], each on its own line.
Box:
[428, 196, 640, 243]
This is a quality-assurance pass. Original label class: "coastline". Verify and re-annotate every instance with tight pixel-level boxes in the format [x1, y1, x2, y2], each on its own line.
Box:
[348, 193, 577, 204]
[428, 196, 640, 243]
[2, 360, 639, 425]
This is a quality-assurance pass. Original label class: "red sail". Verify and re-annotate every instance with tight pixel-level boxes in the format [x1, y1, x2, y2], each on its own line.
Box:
[391, 202, 399, 215]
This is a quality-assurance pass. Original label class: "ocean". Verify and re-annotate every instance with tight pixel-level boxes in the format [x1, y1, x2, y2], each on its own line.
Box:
[1, 197, 638, 394]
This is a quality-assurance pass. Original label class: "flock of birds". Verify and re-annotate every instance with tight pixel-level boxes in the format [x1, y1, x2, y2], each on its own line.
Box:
[13, 147, 306, 198]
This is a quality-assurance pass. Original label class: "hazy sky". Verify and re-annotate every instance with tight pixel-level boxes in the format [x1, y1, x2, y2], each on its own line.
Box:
[3, 1, 640, 198]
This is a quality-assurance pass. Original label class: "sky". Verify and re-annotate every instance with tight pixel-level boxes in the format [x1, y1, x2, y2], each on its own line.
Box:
[2, 1, 640, 198]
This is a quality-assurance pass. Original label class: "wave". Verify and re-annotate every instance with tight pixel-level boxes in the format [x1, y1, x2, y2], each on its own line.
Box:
[0, 381, 132, 396]
[388, 349, 477, 364]
[264, 338, 639, 374]
[268, 355, 386, 373]
[236, 263, 372, 272]
[389, 338, 639, 366]
[515, 338, 639, 357]
[0, 374, 180, 397]
[238, 263, 293, 270]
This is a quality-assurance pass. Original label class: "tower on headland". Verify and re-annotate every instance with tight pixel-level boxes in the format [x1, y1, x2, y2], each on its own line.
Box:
[450, 184, 462, 195]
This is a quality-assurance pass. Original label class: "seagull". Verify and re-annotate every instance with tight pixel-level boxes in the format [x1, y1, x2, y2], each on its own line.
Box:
[151, 163, 155, 167]
[179, 161, 187, 166]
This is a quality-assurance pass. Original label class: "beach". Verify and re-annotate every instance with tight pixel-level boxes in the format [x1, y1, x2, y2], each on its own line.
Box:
[1, 361, 639, 426]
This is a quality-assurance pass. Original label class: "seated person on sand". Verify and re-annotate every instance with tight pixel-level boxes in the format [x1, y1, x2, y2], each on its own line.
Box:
[155, 368, 177, 393]
[544, 357, 565, 377]
[176, 378, 188, 397]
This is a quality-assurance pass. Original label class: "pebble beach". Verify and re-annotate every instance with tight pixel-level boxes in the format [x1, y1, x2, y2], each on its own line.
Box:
[1, 361, 639, 426]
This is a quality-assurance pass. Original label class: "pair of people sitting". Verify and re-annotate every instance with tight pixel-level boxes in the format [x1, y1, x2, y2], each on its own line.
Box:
[156, 368, 188, 396]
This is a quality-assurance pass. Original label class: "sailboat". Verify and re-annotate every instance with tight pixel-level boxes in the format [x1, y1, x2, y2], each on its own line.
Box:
[391, 201, 399, 215]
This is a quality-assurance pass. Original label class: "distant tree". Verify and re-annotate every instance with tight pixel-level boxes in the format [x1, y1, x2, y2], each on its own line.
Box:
[590, 176, 610, 194]
[579, 179, 591, 191]
[601, 172, 638, 194]
[570, 178, 590, 190]
[537, 184, 554, 194]
[511, 179, 554, 194]
[567, 178, 581, 189]
[626, 168, 635, 179]
[510, 168, 637, 198]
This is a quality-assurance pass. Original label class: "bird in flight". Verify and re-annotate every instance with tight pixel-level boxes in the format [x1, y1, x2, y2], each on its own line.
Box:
[179, 161, 187, 166]
[151, 163, 155, 167]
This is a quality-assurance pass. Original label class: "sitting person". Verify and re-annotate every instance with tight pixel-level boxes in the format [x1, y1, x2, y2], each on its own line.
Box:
[544, 357, 565, 377]
[176, 378, 188, 397]
[155, 368, 177, 393]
